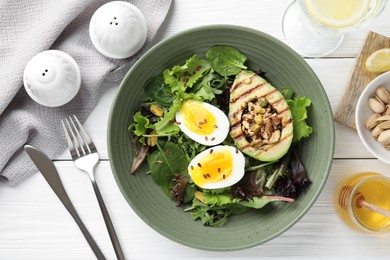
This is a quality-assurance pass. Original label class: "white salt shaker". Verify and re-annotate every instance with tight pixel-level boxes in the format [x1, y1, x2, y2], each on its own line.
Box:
[23, 50, 81, 107]
[89, 1, 147, 59]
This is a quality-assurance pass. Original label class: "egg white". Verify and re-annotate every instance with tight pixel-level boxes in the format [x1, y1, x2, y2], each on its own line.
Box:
[175, 100, 229, 146]
[188, 145, 245, 189]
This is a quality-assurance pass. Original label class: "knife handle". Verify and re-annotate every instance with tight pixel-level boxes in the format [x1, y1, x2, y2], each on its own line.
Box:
[24, 145, 106, 260]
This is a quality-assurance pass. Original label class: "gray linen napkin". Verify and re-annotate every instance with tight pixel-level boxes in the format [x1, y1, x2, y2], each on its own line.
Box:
[0, 0, 172, 184]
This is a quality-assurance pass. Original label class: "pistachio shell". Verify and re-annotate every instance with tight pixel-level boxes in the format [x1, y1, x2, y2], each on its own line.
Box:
[372, 125, 383, 138]
[378, 121, 390, 130]
[385, 105, 390, 115]
[375, 87, 390, 104]
[194, 191, 206, 204]
[368, 97, 385, 113]
[378, 129, 390, 144]
[150, 104, 164, 117]
[365, 113, 381, 129]
[376, 115, 390, 121]
[147, 130, 158, 147]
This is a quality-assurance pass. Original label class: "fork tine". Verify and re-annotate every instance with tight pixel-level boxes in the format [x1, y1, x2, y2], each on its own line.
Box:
[61, 119, 80, 159]
[73, 115, 97, 153]
[68, 116, 88, 155]
[66, 117, 86, 157]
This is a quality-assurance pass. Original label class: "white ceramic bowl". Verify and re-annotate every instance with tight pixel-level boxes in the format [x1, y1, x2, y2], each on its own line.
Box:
[356, 71, 390, 164]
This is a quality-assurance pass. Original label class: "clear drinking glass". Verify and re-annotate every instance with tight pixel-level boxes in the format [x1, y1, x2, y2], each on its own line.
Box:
[334, 172, 390, 233]
[282, 0, 387, 57]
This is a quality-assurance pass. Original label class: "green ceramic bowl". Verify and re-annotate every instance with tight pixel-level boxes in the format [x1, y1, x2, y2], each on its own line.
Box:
[108, 25, 335, 251]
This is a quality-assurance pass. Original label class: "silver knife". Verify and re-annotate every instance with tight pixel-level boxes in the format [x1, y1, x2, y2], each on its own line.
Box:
[24, 145, 106, 260]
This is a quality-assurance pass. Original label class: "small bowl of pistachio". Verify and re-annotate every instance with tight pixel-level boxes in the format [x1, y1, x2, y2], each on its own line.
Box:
[356, 71, 390, 164]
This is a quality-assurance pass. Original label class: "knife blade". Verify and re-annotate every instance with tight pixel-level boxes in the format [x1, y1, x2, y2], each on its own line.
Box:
[24, 145, 106, 260]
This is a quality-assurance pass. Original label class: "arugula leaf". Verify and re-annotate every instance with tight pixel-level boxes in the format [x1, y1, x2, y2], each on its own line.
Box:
[147, 142, 189, 194]
[189, 197, 231, 227]
[144, 76, 174, 106]
[287, 96, 313, 142]
[163, 55, 210, 92]
[206, 46, 247, 76]
[175, 133, 207, 161]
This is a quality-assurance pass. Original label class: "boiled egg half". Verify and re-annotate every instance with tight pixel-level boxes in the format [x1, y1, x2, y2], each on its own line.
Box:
[175, 100, 229, 146]
[188, 145, 245, 189]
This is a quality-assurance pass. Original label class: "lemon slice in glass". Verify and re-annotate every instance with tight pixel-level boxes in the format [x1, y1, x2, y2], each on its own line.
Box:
[304, 0, 370, 28]
[366, 48, 390, 73]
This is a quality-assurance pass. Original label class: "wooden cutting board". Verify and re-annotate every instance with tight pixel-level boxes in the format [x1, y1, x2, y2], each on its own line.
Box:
[334, 31, 390, 129]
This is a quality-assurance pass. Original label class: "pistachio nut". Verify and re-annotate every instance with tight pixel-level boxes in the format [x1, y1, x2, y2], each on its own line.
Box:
[385, 105, 390, 115]
[147, 130, 158, 147]
[368, 97, 385, 113]
[372, 125, 383, 138]
[375, 87, 390, 104]
[378, 120, 390, 130]
[365, 113, 380, 129]
[378, 129, 390, 144]
[150, 104, 164, 117]
[376, 115, 390, 121]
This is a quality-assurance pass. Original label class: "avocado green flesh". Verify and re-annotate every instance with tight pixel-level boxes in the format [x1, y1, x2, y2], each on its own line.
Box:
[229, 70, 293, 162]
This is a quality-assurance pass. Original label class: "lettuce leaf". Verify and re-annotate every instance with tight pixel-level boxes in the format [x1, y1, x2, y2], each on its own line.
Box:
[192, 72, 224, 102]
[287, 97, 313, 142]
[132, 111, 153, 136]
[163, 55, 210, 93]
[153, 99, 182, 136]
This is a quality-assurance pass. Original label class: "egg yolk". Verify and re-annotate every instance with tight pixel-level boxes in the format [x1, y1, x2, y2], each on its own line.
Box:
[181, 101, 217, 135]
[190, 149, 233, 187]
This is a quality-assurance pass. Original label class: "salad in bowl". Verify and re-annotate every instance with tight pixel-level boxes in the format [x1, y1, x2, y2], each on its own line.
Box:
[130, 46, 313, 226]
[107, 25, 334, 250]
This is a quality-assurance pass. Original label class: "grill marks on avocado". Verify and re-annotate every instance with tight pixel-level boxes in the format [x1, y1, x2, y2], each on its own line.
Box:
[228, 70, 294, 162]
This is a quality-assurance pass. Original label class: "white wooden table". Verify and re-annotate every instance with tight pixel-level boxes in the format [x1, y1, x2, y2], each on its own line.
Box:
[1, 1, 390, 259]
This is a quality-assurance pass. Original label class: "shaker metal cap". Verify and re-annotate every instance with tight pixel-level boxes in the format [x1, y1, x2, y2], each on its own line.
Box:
[89, 1, 147, 59]
[23, 50, 81, 107]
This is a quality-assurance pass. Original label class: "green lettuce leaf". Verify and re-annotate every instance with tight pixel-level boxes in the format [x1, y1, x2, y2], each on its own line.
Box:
[163, 55, 210, 92]
[287, 97, 313, 142]
[192, 72, 224, 102]
[153, 98, 182, 136]
[131, 111, 154, 136]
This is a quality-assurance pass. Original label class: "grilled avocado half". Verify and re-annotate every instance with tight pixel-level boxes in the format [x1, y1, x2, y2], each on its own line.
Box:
[229, 70, 293, 162]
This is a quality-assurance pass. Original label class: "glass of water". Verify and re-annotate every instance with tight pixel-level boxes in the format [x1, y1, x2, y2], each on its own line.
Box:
[282, 0, 387, 57]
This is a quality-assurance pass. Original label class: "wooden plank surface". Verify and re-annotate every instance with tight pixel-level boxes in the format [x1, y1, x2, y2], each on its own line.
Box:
[335, 32, 390, 128]
[1, 160, 390, 259]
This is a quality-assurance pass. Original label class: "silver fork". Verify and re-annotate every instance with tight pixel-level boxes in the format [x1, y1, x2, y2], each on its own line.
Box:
[62, 115, 125, 260]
